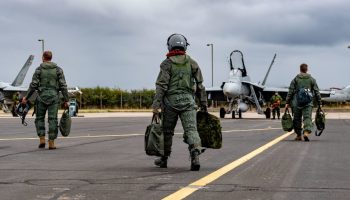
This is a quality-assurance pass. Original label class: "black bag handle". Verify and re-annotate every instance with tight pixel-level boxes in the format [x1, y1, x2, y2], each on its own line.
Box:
[284, 108, 290, 115]
[152, 113, 161, 124]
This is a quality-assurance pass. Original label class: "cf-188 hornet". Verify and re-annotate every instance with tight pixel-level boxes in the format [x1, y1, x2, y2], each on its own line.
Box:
[206, 50, 330, 119]
[322, 86, 350, 102]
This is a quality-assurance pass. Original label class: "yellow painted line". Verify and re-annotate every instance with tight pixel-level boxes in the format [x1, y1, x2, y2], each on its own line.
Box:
[0, 133, 143, 141]
[162, 130, 294, 200]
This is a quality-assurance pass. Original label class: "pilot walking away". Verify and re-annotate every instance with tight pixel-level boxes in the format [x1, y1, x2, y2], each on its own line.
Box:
[284, 63, 321, 141]
[152, 33, 208, 171]
[22, 51, 69, 149]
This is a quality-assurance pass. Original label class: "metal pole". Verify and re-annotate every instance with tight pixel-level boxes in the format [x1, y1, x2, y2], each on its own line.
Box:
[38, 39, 44, 54]
[206, 43, 214, 87]
[100, 91, 102, 110]
[211, 44, 213, 87]
[120, 91, 123, 109]
[80, 93, 82, 109]
[140, 93, 142, 109]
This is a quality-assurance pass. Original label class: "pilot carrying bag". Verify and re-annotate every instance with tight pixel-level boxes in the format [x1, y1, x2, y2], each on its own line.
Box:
[315, 106, 325, 136]
[59, 109, 71, 137]
[281, 109, 293, 132]
[197, 111, 222, 149]
[145, 114, 164, 156]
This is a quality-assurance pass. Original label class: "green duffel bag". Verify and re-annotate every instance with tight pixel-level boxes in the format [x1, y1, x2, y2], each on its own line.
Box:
[281, 109, 293, 132]
[145, 113, 164, 156]
[315, 106, 325, 136]
[59, 109, 71, 137]
[197, 111, 222, 149]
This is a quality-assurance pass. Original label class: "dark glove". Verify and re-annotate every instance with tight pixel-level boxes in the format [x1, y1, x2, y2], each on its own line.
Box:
[200, 105, 208, 113]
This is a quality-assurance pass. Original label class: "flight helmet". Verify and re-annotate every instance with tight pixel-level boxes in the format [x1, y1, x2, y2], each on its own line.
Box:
[167, 34, 189, 51]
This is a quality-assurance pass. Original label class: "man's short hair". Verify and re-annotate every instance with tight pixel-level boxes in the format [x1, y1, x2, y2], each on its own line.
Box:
[300, 63, 308, 73]
[43, 51, 52, 61]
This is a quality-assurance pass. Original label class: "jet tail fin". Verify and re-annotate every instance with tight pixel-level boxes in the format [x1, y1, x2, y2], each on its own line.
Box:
[11, 55, 34, 86]
[261, 53, 276, 86]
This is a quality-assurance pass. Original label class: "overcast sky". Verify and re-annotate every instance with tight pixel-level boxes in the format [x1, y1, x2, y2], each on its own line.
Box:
[0, 0, 349, 90]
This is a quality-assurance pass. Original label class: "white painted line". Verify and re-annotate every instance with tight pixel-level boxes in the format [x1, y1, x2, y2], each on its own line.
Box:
[0, 127, 281, 142]
[0, 133, 143, 141]
[222, 127, 281, 133]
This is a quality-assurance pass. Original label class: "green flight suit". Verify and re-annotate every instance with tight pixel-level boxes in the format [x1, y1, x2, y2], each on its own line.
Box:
[285, 73, 321, 136]
[26, 62, 69, 140]
[11, 93, 20, 116]
[270, 94, 282, 119]
[152, 54, 207, 157]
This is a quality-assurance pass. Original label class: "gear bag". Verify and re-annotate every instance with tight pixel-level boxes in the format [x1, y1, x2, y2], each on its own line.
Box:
[296, 88, 313, 107]
[145, 114, 164, 156]
[15, 99, 32, 126]
[197, 111, 222, 149]
[281, 109, 293, 132]
[315, 106, 325, 136]
[59, 109, 71, 137]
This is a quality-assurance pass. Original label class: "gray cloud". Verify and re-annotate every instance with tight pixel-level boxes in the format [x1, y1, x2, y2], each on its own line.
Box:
[0, 0, 349, 90]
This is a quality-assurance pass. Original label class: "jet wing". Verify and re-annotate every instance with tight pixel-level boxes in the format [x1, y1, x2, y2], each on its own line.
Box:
[260, 86, 289, 101]
[262, 85, 331, 101]
[242, 81, 265, 90]
[206, 86, 226, 101]
[3, 85, 28, 92]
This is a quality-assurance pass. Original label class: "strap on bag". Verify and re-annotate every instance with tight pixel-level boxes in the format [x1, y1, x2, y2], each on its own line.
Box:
[284, 108, 290, 115]
[152, 113, 161, 124]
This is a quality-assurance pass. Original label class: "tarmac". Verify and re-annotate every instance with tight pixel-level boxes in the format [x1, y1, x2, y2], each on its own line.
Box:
[0, 111, 350, 200]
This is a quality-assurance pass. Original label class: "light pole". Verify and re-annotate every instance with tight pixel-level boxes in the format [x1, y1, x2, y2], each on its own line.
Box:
[206, 43, 214, 87]
[38, 39, 45, 54]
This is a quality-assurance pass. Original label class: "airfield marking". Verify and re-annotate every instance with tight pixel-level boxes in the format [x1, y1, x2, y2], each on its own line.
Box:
[222, 127, 281, 133]
[0, 134, 144, 141]
[162, 130, 294, 200]
[0, 127, 280, 141]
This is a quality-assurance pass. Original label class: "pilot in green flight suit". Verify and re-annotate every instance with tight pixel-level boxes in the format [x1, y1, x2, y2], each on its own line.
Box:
[22, 51, 69, 149]
[152, 34, 207, 171]
[285, 63, 321, 141]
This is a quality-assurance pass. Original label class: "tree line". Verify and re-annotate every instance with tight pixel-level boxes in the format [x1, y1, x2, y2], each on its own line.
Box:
[78, 87, 155, 109]
[74, 87, 349, 110]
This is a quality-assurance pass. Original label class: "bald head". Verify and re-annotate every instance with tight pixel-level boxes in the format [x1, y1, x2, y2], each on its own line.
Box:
[300, 63, 308, 73]
[42, 51, 52, 62]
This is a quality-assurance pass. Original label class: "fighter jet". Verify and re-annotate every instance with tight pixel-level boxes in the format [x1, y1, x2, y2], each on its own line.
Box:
[206, 50, 280, 119]
[207, 50, 332, 119]
[0, 55, 34, 113]
[322, 86, 350, 102]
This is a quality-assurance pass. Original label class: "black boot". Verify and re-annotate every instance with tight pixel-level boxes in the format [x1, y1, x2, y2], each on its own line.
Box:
[190, 149, 200, 171]
[154, 156, 168, 168]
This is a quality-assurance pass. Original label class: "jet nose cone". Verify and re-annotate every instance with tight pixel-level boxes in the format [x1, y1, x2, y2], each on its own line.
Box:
[223, 83, 241, 98]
